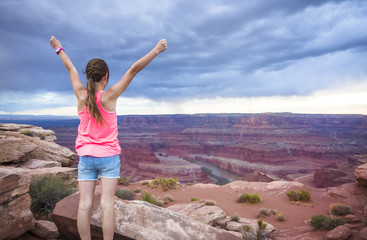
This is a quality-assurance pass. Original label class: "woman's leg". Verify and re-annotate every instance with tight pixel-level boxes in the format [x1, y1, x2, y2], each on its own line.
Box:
[100, 177, 118, 240]
[77, 180, 96, 240]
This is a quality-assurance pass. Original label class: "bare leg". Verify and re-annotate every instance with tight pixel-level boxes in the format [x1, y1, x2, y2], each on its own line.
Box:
[77, 181, 96, 240]
[100, 177, 118, 240]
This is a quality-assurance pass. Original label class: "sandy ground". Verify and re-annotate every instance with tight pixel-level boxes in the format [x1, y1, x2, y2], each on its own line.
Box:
[115, 178, 364, 240]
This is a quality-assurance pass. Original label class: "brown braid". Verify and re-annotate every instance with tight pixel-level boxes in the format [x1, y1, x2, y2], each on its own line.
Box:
[85, 59, 110, 126]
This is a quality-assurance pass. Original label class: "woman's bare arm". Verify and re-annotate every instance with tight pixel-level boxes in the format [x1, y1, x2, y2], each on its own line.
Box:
[105, 39, 167, 101]
[49, 36, 85, 99]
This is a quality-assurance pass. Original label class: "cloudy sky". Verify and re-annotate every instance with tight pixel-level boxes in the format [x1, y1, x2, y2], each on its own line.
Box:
[0, 0, 366, 116]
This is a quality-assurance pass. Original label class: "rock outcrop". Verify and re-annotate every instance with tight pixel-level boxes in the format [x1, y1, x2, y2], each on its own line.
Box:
[0, 168, 34, 239]
[0, 123, 77, 239]
[52, 191, 243, 240]
[355, 163, 367, 185]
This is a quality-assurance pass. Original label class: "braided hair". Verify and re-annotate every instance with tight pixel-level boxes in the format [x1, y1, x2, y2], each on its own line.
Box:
[85, 58, 109, 126]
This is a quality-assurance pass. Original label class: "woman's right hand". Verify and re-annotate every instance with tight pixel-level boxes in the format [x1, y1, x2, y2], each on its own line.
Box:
[155, 39, 167, 54]
[49, 36, 62, 50]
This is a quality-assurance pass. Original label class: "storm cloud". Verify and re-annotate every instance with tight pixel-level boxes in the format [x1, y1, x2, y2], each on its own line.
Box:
[0, 0, 366, 113]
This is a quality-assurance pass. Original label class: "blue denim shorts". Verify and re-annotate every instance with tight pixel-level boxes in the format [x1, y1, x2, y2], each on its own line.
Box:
[78, 155, 121, 181]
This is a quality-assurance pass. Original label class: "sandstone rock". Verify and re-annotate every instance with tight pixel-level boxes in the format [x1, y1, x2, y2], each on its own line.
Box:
[239, 217, 275, 240]
[31, 220, 60, 239]
[0, 127, 76, 167]
[226, 221, 243, 232]
[364, 204, 367, 217]
[355, 163, 367, 185]
[0, 168, 30, 204]
[0, 137, 37, 164]
[53, 192, 242, 240]
[344, 214, 361, 223]
[361, 227, 367, 240]
[93, 200, 241, 240]
[28, 166, 77, 185]
[20, 159, 62, 169]
[0, 169, 34, 239]
[325, 225, 351, 240]
[167, 201, 226, 226]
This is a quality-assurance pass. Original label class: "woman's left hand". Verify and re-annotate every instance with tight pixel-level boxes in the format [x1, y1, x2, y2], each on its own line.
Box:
[49, 36, 62, 49]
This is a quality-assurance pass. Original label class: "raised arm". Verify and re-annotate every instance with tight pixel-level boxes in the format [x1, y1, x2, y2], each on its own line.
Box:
[105, 39, 167, 101]
[49, 36, 85, 99]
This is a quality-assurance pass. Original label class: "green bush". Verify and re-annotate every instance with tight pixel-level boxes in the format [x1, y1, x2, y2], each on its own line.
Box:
[310, 215, 346, 231]
[150, 177, 179, 191]
[190, 197, 200, 202]
[205, 199, 216, 206]
[257, 219, 268, 239]
[257, 208, 271, 218]
[118, 176, 130, 186]
[329, 203, 352, 216]
[115, 189, 136, 200]
[231, 213, 240, 222]
[237, 193, 261, 204]
[141, 191, 157, 205]
[29, 175, 76, 214]
[20, 130, 32, 136]
[276, 212, 285, 222]
[286, 189, 310, 202]
[40, 134, 46, 140]
[164, 194, 174, 202]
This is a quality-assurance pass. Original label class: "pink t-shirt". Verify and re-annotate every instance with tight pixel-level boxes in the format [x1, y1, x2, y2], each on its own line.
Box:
[75, 90, 121, 157]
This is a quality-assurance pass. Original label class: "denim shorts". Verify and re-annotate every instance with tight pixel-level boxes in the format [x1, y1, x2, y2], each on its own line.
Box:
[78, 155, 121, 181]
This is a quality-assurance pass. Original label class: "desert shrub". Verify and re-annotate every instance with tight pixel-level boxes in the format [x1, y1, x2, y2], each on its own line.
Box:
[118, 176, 130, 186]
[40, 134, 46, 140]
[205, 199, 216, 206]
[237, 193, 261, 204]
[310, 215, 346, 231]
[156, 198, 164, 207]
[115, 189, 136, 200]
[150, 177, 179, 191]
[134, 187, 141, 193]
[164, 194, 174, 202]
[286, 189, 310, 202]
[141, 180, 150, 185]
[276, 212, 285, 222]
[270, 209, 278, 215]
[29, 175, 76, 214]
[243, 225, 251, 232]
[257, 208, 271, 218]
[190, 197, 200, 202]
[329, 203, 352, 216]
[20, 130, 32, 136]
[257, 219, 268, 239]
[231, 213, 240, 222]
[141, 191, 157, 205]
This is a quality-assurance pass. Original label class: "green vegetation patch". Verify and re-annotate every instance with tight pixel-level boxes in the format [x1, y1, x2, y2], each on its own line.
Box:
[310, 215, 346, 231]
[286, 189, 310, 202]
[29, 175, 76, 214]
[237, 193, 262, 204]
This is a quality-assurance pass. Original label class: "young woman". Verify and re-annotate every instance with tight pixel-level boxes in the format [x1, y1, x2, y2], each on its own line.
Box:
[49, 36, 167, 240]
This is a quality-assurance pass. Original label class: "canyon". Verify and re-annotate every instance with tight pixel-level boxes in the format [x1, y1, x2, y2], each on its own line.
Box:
[4, 113, 366, 187]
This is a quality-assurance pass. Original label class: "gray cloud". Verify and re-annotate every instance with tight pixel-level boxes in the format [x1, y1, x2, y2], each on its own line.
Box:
[0, 0, 367, 112]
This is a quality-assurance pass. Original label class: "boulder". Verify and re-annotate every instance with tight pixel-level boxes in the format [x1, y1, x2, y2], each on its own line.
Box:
[20, 159, 62, 169]
[167, 201, 226, 226]
[325, 225, 351, 240]
[344, 214, 361, 223]
[0, 168, 35, 240]
[0, 126, 76, 167]
[355, 163, 367, 185]
[0, 137, 37, 164]
[361, 227, 367, 240]
[52, 192, 242, 240]
[92, 200, 241, 240]
[31, 220, 60, 239]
